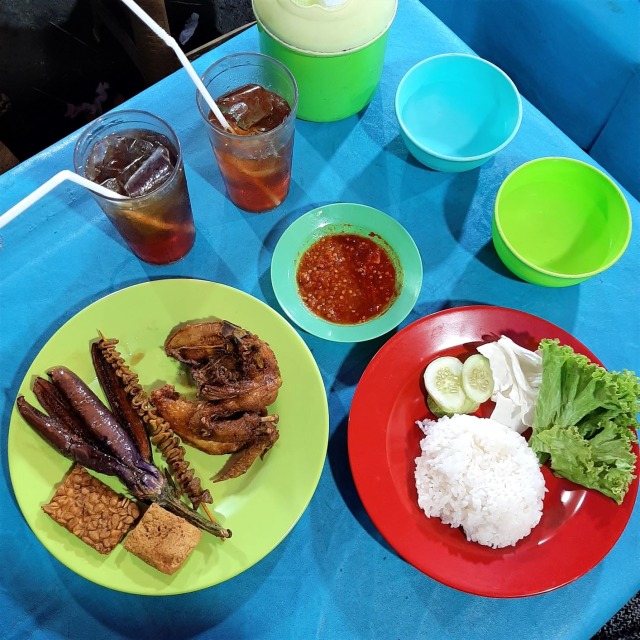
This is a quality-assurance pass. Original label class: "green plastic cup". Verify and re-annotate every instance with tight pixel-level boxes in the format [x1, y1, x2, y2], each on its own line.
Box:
[492, 157, 632, 287]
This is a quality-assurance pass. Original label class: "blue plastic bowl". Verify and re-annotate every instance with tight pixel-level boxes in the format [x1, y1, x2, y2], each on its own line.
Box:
[395, 53, 522, 172]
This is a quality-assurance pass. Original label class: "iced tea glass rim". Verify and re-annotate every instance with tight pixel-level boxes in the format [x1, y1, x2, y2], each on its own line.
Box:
[196, 51, 299, 141]
[73, 109, 185, 204]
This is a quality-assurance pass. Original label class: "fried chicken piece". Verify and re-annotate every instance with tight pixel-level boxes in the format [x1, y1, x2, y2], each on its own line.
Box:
[150, 385, 278, 458]
[201, 381, 280, 414]
[195, 402, 279, 442]
[164, 321, 282, 408]
[160, 321, 282, 480]
[150, 386, 245, 455]
[212, 428, 280, 483]
[163, 322, 233, 364]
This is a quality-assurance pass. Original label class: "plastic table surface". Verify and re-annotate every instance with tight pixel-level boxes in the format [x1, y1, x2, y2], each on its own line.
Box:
[1, 1, 639, 638]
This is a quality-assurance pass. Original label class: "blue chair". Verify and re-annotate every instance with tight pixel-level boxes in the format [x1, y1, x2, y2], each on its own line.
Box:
[420, 0, 640, 200]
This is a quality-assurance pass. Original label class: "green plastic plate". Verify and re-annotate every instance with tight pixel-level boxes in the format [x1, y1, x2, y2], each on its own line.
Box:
[8, 279, 328, 595]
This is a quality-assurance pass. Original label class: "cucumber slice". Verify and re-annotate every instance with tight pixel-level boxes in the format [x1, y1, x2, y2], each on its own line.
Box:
[459, 395, 481, 414]
[426, 395, 447, 418]
[461, 353, 494, 404]
[423, 356, 467, 414]
[427, 393, 479, 418]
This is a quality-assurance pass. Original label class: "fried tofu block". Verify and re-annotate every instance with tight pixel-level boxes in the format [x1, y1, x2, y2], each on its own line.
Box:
[43, 465, 140, 554]
[123, 503, 201, 574]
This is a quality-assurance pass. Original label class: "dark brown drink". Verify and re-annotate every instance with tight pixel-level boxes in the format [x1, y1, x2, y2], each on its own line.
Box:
[202, 78, 296, 213]
[82, 127, 195, 264]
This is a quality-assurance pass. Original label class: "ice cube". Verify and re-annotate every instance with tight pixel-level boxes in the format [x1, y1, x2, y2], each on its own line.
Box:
[100, 177, 126, 196]
[126, 137, 155, 159]
[86, 139, 115, 182]
[116, 137, 161, 187]
[123, 146, 174, 197]
[217, 84, 274, 131]
[87, 135, 136, 184]
[103, 135, 133, 170]
[118, 156, 147, 187]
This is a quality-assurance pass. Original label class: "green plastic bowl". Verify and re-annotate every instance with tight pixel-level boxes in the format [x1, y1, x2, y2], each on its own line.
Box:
[271, 203, 423, 342]
[493, 157, 632, 287]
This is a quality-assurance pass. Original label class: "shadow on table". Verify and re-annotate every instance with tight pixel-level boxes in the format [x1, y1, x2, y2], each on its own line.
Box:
[42, 541, 286, 639]
[320, 330, 397, 550]
[442, 165, 481, 242]
[410, 297, 489, 319]
[453, 242, 582, 334]
[327, 417, 395, 554]
[254, 200, 321, 307]
[297, 116, 362, 165]
[345, 133, 456, 214]
[474, 239, 522, 281]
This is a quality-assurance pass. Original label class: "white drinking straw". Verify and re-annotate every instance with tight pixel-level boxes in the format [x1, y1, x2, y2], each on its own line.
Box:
[119, 0, 232, 132]
[0, 170, 126, 230]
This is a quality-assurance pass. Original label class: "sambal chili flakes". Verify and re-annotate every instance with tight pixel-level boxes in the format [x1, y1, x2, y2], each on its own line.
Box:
[296, 233, 399, 324]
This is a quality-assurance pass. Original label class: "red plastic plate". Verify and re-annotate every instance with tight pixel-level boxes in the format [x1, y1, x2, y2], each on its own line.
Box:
[348, 305, 638, 597]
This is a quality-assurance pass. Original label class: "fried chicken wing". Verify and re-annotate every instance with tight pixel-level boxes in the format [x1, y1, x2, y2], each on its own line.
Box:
[212, 428, 280, 483]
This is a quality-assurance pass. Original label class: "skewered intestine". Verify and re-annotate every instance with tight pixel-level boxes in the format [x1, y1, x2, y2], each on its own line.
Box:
[94, 337, 213, 510]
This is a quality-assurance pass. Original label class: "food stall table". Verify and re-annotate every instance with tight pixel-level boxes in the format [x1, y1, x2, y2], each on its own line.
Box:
[1, 1, 638, 638]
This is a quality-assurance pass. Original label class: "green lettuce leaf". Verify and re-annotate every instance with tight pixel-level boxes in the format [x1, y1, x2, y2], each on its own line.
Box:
[531, 421, 636, 503]
[530, 339, 640, 503]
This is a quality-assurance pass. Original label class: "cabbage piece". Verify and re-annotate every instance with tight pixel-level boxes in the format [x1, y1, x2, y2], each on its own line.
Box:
[529, 339, 640, 503]
[477, 336, 542, 433]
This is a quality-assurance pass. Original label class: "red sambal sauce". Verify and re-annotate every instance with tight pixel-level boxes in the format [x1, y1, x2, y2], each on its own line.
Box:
[296, 233, 399, 325]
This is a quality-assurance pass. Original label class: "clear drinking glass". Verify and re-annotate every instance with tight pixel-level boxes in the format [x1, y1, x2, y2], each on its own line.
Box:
[73, 110, 195, 265]
[196, 53, 298, 213]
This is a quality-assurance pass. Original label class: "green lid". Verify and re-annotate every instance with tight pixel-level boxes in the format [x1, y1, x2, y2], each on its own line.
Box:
[252, 0, 397, 55]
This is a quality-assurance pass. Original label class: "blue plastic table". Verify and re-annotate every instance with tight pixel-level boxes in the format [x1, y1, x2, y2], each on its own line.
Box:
[1, 1, 639, 638]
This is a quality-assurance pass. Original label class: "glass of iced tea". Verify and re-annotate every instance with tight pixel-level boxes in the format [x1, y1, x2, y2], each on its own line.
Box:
[73, 110, 195, 265]
[196, 53, 298, 213]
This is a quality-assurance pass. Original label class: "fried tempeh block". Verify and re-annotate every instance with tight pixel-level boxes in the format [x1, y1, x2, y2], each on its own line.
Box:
[43, 464, 140, 554]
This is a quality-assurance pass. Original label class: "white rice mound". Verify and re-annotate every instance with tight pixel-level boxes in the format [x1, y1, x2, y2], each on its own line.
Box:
[414, 414, 546, 549]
